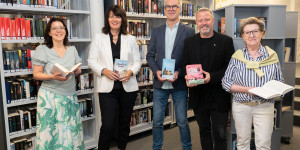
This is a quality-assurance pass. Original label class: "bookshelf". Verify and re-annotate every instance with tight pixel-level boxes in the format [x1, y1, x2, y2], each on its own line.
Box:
[213, 4, 287, 150]
[103, 0, 210, 136]
[0, 1, 97, 149]
[281, 11, 298, 144]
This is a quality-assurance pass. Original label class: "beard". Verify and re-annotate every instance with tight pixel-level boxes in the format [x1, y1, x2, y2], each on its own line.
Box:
[200, 26, 210, 35]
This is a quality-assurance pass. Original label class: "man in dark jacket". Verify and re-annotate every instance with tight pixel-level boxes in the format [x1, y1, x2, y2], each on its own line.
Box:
[181, 8, 235, 150]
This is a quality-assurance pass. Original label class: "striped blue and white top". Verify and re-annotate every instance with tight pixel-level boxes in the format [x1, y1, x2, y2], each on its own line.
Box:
[221, 45, 284, 103]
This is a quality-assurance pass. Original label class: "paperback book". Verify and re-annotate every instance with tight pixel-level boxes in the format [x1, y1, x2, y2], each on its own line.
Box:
[50, 63, 82, 78]
[186, 64, 204, 85]
[114, 59, 128, 78]
[162, 59, 175, 80]
[248, 80, 295, 99]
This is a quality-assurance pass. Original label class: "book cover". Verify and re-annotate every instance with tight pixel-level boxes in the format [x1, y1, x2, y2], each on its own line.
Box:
[257, 17, 267, 36]
[50, 63, 82, 78]
[284, 47, 291, 62]
[186, 64, 204, 85]
[248, 80, 295, 99]
[114, 59, 128, 78]
[20, 18, 26, 39]
[162, 59, 175, 80]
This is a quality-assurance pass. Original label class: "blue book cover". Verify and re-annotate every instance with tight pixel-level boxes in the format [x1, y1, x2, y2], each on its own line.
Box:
[189, 4, 193, 16]
[114, 59, 128, 78]
[162, 59, 175, 80]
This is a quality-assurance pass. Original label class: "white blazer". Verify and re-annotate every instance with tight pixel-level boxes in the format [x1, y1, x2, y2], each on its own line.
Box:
[88, 33, 141, 93]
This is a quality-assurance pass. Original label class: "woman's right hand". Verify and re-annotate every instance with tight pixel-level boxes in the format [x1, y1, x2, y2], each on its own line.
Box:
[52, 73, 69, 81]
[102, 68, 119, 81]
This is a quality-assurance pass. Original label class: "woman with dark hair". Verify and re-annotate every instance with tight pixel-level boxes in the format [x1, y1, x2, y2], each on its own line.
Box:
[88, 5, 141, 150]
[32, 17, 84, 149]
[222, 17, 284, 149]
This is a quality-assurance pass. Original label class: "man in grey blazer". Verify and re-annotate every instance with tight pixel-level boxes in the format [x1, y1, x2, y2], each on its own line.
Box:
[146, 0, 194, 149]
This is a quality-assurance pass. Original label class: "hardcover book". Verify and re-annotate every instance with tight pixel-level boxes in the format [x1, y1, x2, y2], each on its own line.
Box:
[114, 59, 128, 78]
[50, 63, 82, 78]
[186, 64, 204, 85]
[248, 80, 295, 99]
[162, 59, 175, 80]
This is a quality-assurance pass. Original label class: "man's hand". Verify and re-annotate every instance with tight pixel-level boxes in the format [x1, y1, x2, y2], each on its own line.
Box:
[119, 70, 133, 82]
[203, 70, 211, 84]
[185, 75, 198, 87]
[156, 70, 166, 83]
[167, 71, 179, 83]
[102, 68, 119, 81]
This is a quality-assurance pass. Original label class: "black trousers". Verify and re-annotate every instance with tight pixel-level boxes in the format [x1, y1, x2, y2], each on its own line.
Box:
[193, 108, 229, 150]
[98, 88, 137, 150]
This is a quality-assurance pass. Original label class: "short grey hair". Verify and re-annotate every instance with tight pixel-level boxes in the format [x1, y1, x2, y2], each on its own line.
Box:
[165, 0, 181, 5]
[196, 7, 214, 18]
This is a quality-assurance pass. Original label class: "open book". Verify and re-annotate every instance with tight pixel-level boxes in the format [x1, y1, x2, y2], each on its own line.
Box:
[248, 80, 295, 99]
[50, 63, 82, 78]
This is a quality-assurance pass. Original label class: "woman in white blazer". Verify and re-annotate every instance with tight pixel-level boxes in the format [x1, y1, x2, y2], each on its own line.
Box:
[88, 5, 141, 150]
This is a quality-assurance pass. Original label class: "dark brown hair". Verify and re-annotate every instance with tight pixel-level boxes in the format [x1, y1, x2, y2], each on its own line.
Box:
[102, 5, 128, 35]
[240, 17, 265, 35]
[44, 17, 69, 48]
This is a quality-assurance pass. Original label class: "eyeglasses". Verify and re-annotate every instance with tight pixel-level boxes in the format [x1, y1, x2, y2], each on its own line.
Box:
[51, 27, 66, 31]
[165, 5, 180, 11]
[243, 29, 262, 37]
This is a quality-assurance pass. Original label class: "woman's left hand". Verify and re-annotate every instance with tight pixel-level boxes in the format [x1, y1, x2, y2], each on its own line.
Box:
[74, 68, 82, 76]
[119, 70, 133, 82]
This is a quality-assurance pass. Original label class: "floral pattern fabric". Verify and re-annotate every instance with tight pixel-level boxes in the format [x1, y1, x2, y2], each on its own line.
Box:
[36, 88, 84, 150]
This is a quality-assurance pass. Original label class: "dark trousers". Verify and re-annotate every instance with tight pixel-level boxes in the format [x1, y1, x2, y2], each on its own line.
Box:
[194, 108, 228, 150]
[98, 88, 137, 150]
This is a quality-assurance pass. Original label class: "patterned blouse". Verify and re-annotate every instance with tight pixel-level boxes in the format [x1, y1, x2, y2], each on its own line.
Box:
[222, 45, 284, 103]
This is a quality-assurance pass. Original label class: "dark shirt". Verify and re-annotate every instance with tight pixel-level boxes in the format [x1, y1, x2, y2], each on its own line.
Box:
[109, 31, 122, 89]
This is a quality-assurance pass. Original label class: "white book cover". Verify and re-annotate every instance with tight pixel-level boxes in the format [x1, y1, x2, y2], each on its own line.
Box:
[50, 63, 82, 78]
[248, 80, 295, 99]
[114, 59, 128, 78]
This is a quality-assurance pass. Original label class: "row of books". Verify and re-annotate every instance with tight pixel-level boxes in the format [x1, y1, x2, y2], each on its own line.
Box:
[217, 17, 267, 37]
[135, 89, 153, 106]
[121, 0, 164, 15]
[0, 16, 72, 40]
[10, 135, 36, 150]
[2, 48, 34, 73]
[128, 21, 150, 38]
[137, 67, 154, 84]
[181, 2, 202, 17]
[131, 107, 153, 126]
[78, 98, 93, 118]
[5, 77, 41, 104]
[119, 0, 202, 17]
[139, 44, 147, 62]
[75, 73, 94, 91]
[0, 0, 71, 9]
[8, 107, 37, 134]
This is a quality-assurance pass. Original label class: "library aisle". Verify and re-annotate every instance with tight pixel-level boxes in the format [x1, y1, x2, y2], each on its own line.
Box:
[108, 119, 300, 150]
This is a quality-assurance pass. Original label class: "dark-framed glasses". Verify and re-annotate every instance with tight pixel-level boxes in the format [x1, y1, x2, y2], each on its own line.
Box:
[165, 5, 180, 11]
[243, 29, 262, 37]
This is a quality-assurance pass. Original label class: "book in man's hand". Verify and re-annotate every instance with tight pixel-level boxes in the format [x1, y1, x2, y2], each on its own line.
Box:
[162, 59, 175, 80]
[186, 64, 204, 86]
[50, 63, 82, 78]
[114, 59, 128, 78]
[248, 80, 295, 100]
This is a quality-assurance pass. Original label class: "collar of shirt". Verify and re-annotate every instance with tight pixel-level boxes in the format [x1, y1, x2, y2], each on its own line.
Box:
[243, 44, 269, 61]
[166, 20, 180, 30]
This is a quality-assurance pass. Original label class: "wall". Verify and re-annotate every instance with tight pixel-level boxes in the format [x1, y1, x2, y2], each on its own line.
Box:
[295, 0, 300, 62]
[215, 0, 293, 10]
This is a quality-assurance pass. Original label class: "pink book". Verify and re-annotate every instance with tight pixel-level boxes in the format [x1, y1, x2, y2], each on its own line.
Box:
[186, 64, 204, 85]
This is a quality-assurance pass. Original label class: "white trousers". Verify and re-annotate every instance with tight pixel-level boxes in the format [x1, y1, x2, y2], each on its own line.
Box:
[232, 102, 274, 150]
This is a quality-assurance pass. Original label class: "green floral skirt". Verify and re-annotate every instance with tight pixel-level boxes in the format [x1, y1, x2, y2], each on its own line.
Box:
[36, 88, 84, 150]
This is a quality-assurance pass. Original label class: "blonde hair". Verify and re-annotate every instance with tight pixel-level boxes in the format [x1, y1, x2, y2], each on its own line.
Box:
[196, 7, 214, 18]
[240, 17, 265, 35]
